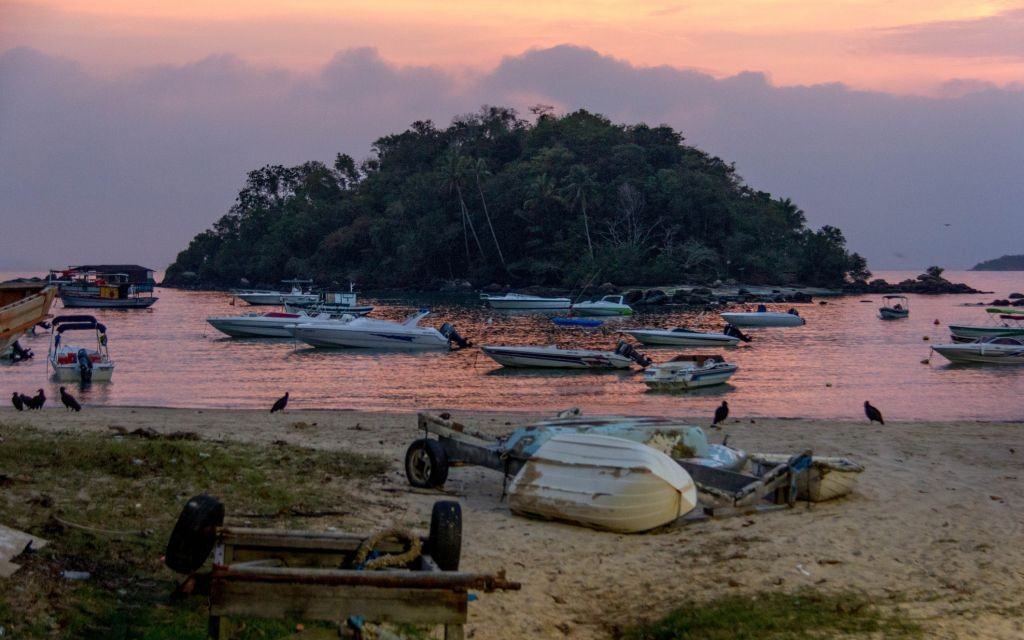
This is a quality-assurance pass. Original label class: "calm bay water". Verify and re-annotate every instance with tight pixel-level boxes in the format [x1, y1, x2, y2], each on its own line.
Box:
[3, 271, 1022, 421]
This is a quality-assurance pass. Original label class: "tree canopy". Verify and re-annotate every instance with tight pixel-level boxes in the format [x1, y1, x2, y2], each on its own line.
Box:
[164, 107, 869, 288]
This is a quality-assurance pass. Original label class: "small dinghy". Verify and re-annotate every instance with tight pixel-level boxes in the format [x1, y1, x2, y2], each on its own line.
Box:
[507, 433, 698, 533]
[720, 306, 805, 327]
[643, 354, 738, 390]
[749, 454, 864, 502]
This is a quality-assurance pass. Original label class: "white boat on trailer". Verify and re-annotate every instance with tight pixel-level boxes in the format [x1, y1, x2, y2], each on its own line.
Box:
[289, 309, 470, 350]
[643, 354, 738, 390]
[481, 341, 650, 369]
[48, 315, 114, 382]
[206, 311, 331, 338]
[720, 306, 805, 327]
[480, 292, 570, 310]
[621, 325, 748, 347]
[930, 335, 1024, 365]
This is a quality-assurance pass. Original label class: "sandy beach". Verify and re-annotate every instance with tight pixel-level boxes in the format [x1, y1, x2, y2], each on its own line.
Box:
[2, 406, 1022, 639]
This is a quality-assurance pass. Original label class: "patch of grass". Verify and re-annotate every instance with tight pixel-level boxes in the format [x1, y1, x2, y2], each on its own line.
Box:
[621, 589, 922, 640]
[0, 423, 389, 639]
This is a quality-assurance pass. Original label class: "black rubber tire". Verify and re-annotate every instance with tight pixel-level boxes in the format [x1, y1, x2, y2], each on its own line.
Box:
[164, 494, 225, 574]
[426, 500, 462, 571]
[404, 439, 449, 488]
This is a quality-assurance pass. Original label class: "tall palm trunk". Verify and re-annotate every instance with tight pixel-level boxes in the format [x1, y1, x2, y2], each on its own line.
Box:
[457, 185, 486, 258]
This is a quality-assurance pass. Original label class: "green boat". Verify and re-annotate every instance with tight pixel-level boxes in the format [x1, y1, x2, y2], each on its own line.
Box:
[948, 308, 1024, 343]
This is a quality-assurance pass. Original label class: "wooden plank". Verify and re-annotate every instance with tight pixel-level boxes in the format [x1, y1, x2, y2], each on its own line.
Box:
[210, 582, 467, 624]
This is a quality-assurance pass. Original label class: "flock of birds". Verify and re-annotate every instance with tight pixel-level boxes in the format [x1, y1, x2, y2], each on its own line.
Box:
[10, 387, 81, 412]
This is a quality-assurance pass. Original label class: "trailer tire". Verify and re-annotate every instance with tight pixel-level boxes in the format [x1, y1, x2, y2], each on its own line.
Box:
[427, 500, 461, 571]
[405, 439, 449, 488]
[164, 494, 224, 574]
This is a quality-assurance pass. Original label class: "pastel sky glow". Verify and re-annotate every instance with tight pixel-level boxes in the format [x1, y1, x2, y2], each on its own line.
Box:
[1, 1, 1023, 270]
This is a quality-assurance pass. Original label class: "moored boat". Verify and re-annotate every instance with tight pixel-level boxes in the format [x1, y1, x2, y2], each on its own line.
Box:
[48, 315, 114, 382]
[948, 308, 1024, 343]
[643, 354, 738, 390]
[206, 311, 331, 338]
[52, 266, 158, 309]
[480, 292, 571, 310]
[879, 295, 909, 320]
[481, 341, 650, 369]
[289, 309, 470, 350]
[749, 454, 864, 502]
[720, 306, 805, 327]
[621, 326, 744, 347]
[1, 281, 57, 356]
[284, 289, 373, 316]
[930, 335, 1024, 364]
[506, 433, 698, 533]
[570, 295, 633, 316]
[231, 280, 318, 306]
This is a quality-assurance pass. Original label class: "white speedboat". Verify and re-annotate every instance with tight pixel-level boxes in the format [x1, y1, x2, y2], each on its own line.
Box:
[643, 354, 738, 390]
[480, 292, 571, 310]
[206, 311, 330, 338]
[289, 309, 470, 350]
[879, 295, 909, 320]
[948, 308, 1024, 343]
[481, 341, 650, 369]
[930, 336, 1024, 364]
[507, 433, 698, 533]
[231, 280, 318, 306]
[621, 326, 745, 347]
[571, 295, 633, 316]
[720, 307, 805, 327]
[48, 315, 114, 382]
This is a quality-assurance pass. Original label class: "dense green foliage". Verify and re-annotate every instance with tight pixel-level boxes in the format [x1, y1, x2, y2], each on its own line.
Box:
[971, 254, 1024, 271]
[165, 108, 869, 288]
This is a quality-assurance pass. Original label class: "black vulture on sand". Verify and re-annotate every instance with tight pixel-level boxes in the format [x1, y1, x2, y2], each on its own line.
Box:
[713, 401, 729, 426]
[864, 401, 884, 425]
[60, 387, 82, 412]
[29, 389, 45, 410]
[270, 392, 289, 413]
[12, 392, 24, 411]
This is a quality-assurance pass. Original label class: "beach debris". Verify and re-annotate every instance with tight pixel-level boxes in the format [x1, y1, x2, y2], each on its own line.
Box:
[0, 524, 48, 578]
[796, 564, 811, 576]
[107, 426, 198, 440]
[270, 391, 289, 413]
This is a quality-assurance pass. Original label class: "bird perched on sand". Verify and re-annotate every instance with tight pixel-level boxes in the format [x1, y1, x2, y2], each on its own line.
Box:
[713, 401, 729, 426]
[28, 389, 46, 410]
[59, 387, 82, 412]
[12, 392, 24, 411]
[864, 401, 884, 425]
[270, 392, 289, 413]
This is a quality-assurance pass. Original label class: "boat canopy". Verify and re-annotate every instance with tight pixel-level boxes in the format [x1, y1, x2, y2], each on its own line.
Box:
[52, 315, 106, 333]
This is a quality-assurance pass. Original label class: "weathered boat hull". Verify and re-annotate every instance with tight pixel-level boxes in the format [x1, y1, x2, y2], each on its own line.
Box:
[507, 433, 698, 533]
[750, 454, 863, 502]
[719, 312, 805, 327]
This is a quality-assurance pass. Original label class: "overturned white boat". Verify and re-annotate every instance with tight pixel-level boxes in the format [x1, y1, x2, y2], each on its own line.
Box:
[749, 454, 864, 502]
[720, 308, 805, 327]
[289, 309, 470, 350]
[481, 341, 650, 369]
[206, 311, 330, 338]
[643, 354, 738, 390]
[507, 433, 698, 533]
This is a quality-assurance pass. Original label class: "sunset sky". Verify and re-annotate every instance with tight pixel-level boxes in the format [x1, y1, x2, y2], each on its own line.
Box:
[2, 1, 1023, 270]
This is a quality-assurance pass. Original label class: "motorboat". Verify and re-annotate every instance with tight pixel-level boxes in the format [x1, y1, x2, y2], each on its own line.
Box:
[1, 281, 57, 356]
[948, 308, 1024, 343]
[284, 285, 373, 316]
[53, 267, 158, 309]
[481, 341, 650, 369]
[750, 454, 864, 502]
[480, 292, 571, 310]
[720, 306, 805, 327]
[206, 311, 331, 338]
[643, 354, 738, 390]
[621, 325, 748, 347]
[48, 315, 114, 382]
[570, 295, 633, 316]
[930, 335, 1024, 364]
[231, 280, 318, 306]
[289, 309, 470, 350]
[506, 433, 698, 533]
[879, 295, 909, 320]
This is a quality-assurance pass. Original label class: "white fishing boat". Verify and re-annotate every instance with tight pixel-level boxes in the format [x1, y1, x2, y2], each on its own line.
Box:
[720, 307, 805, 327]
[643, 354, 738, 390]
[479, 292, 571, 310]
[621, 326, 744, 347]
[481, 341, 650, 369]
[570, 295, 633, 316]
[948, 308, 1024, 343]
[289, 309, 470, 350]
[231, 280, 318, 306]
[206, 311, 331, 338]
[878, 295, 909, 320]
[930, 336, 1024, 364]
[749, 454, 864, 502]
[506, 433, 698, 533]
[47, 315, 114, 382]
[284, 286, 373, 316]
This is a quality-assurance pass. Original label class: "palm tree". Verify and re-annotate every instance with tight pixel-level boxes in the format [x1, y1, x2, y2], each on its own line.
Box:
[472, 158, 506, 269]
[561, 165, 597, 259]
[441, 149, 485, 262]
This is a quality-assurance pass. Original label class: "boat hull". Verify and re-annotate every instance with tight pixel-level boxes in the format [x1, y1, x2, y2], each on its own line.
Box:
[206, 315, 305, 338]
[60, 295, 157, 309]
[719, 312, 804, 327]
[507, 433, 697, 533]
[879, 308, 909, 320]
[290, 325, 449, 349]
[948, 325, 1024, 342]
[643, 361, 738, 390]
[750, 454, 863, 502]
[482, 345, 634, 369]
[49, 359, 115, 382]
[622, 329, 739, 347]
[1, 287, 56, 353]
[570, 304, 632, 316]
[931, 343, 1024, 364]
[483, 296, 571, 310]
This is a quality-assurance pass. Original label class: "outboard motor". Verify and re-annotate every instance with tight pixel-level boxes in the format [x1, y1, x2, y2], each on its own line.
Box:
[77, 348, 94, 383]
[723, 323, 752, 343]
[614, 340, 652, 367]
[439, 323, 471, 349]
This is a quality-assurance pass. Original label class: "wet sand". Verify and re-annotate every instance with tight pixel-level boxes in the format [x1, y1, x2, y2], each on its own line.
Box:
[3, 406, 1022, 639]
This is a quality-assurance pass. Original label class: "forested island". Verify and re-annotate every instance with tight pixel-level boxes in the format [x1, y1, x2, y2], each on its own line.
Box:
[971, 255, 1024, 271]
[164, 107, 870, 290]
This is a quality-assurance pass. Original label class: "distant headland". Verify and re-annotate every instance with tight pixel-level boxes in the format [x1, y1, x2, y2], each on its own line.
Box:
[971, 255, 1024, 271]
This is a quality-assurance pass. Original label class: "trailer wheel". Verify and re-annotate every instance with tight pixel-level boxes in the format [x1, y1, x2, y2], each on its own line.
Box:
[405, 439, 449, 488]
[427, 500, 461, 571]
[164, 494, 224, 574]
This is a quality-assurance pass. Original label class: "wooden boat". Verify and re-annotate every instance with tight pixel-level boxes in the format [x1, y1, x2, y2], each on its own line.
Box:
[720, 307, 805, 327]
[643, 354, 738, 390]
[480, 341, 650, 369]
[48, 315, 114, 382]
[878, 295, 909, 320]
[507, 433, 698, 533]
[949, 308, 1024, 343]
[1, 281, 56, 356]
[570, 295, 633, 316]
[749, 454, 864, 502]
[930, 336, 1024, 364]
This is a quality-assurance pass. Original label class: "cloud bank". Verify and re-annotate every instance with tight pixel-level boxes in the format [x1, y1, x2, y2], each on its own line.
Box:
[1, 45, 1021, 271]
